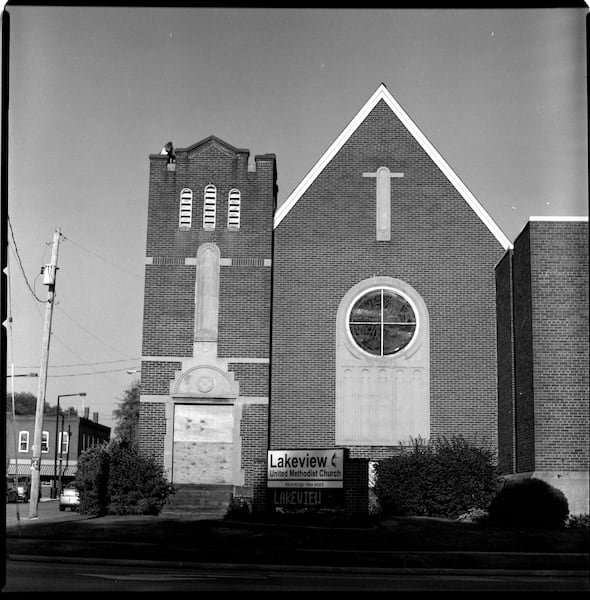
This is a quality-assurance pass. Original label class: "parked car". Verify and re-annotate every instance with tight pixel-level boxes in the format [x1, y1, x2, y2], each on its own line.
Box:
[19, 479, 41, 503]
[6, 482, 18, 503]
[6, 478, 40, 503]
[59, 482, 80, 511]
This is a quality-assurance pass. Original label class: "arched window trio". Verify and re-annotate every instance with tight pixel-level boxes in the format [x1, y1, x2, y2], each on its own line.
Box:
[178, 185, 241, 230]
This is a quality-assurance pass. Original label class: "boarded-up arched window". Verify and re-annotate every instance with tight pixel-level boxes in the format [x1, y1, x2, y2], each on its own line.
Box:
[227, 189, 241, 229]
[203, 185, 217, 230]
[179, 188, 193, 228]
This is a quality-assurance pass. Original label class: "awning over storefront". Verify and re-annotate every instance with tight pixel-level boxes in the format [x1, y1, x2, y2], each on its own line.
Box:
[6, 461, 77, 477]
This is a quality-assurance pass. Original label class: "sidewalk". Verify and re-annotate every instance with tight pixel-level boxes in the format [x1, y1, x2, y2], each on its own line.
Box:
[5, 503, 589, 574]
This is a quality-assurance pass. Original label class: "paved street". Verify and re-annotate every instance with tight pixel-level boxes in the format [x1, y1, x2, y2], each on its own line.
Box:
[4, 559, 589, 592]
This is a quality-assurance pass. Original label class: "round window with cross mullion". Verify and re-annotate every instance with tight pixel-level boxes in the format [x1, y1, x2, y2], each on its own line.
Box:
[349, 288, 416, 356]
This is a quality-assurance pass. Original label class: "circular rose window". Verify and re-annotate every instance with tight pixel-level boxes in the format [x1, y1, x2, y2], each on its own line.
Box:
[349, 288, 416, 356]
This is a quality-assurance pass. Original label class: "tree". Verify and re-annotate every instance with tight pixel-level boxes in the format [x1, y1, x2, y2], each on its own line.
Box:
[5, 392, 78, 416]
[112, 380, 140, 446]
[6, 392, 37, 415]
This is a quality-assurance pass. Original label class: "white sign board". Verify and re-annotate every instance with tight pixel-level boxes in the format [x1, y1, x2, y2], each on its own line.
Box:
[267, 448, 344, 489]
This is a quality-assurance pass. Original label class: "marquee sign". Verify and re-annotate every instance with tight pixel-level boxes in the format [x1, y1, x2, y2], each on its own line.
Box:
[267, 448, 344, 489]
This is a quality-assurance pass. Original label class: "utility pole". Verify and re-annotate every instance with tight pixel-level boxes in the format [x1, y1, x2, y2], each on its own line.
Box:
[29, 228, 61, 519]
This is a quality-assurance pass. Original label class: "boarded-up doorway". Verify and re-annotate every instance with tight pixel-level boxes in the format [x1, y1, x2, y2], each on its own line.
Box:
[173, 404, 233, 484]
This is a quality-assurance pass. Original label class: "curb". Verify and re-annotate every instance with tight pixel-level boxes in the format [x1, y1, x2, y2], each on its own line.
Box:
[6, 553, 589, 579]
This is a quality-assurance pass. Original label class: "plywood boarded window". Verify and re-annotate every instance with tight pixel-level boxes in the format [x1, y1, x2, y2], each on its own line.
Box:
[227, 189, 241, 229]
[179, 188, 193, 228]
[203, 185, 217, 230]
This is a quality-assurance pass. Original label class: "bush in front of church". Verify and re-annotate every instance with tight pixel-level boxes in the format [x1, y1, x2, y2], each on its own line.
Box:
[76, 442, 110, 516]
[76, 439, 173, 516]
[373, 436, 499, 520]
[487, 477, 569, 529]
[106, 440, 174, 515]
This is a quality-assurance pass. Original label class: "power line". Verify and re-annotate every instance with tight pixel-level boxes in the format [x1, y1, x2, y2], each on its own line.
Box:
[62, 235, 143, 279]
[55, 303, 137, 361]
[42, 326, 128, 389]
[15, 358, 141, 369]
[7, 217, 45, 302]
[49, 367, 141, 377]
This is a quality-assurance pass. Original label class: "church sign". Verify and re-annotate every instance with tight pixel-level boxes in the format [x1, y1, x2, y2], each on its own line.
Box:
[267, 449, 344, 508]
[267, 448, 344, 489]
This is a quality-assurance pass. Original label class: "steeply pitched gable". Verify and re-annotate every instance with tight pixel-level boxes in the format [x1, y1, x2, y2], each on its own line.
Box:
[274, 83, 512, 250]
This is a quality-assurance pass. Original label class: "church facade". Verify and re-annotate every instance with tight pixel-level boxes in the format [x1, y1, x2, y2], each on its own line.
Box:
[138, 85, 588, 515]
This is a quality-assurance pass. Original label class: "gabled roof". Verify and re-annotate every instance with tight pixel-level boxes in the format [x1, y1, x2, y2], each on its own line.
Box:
[149, 135, 249, 159]
[274, 83, 513, 250]
[182, 135, 250, 157]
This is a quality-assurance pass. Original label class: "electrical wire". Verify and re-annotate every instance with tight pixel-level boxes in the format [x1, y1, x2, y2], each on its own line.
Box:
[7, 217, 44, 302]
[15, 358, 141, 369]
[49, 367, 141, 377]
[55, 303, 137, 361]
[7, 226, 141, 395]
[6, 252, 23, 530]
[62, 235, 143, 280]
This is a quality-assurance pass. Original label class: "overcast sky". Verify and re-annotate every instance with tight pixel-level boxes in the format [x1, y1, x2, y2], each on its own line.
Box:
[4, 6, 588, 432]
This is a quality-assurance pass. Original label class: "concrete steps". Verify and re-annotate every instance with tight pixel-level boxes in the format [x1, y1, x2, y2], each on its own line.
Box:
[160, 484, 233, 519]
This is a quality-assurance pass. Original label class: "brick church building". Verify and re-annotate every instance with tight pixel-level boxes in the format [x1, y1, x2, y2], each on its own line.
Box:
[138, 84, 588, 516]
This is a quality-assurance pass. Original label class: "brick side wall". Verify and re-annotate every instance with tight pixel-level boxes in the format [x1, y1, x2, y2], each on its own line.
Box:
[219, 268, 272, 358]
[137, 402, 167, 466]
[529, 221, 589, 471]
[143, 144, 275, 360]
[139, 139, 275, 480]
[512, 225, 535, 472]
[228, 363, 269, 397]
[240, 403, 269, 513]
[141, 361, 182, 395]
[142, 266, 195, 357]
[344, 458, 369, 515]
[146, 150, 274, 259]
[271, 101, 505, 455]
[495, 251, 515, 474]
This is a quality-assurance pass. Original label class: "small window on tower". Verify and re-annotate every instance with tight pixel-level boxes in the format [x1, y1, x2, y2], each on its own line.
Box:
[179, 188, 193, 228]
[227, 189, 241, 230]
[203, 185, 217, 230]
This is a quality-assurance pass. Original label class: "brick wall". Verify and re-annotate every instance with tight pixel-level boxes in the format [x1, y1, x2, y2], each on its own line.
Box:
[228, 363, 269, 397]
[139, 138, 275, 484]
[501, 220, 589, 474]
[271, 100, 506, 456]
[495, 251, 515, 474]
[529, 221, 588, 471]
[239, 404, 269, 512]
[344, 457, 369, 515]
[219, 268, 272, 358]
[137, 402, 166, 465]
[140, 361, 182, 395]
[511, 225, 536, 472]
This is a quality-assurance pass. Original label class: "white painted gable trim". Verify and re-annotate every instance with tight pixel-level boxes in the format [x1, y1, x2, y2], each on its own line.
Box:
[529, 216, 588, 222]
[274, 83, 513, 250]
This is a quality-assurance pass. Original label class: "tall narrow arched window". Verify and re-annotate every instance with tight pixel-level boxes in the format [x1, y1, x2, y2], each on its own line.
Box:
[179, 188, 193, 228]
[227, 189, 241, 230]
[203, 185, 217, 230]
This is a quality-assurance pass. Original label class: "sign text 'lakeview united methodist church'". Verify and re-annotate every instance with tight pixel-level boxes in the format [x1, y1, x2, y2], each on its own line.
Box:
[267, 449, 344, 489]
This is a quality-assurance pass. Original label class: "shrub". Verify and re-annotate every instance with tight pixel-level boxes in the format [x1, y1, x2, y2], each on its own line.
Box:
[106, 441, 173, 515]
[368, 489, 383, 518]
[456, 507, 489, 524]
[76, 442, 110, 516]
[373, 436, 499, 519]
[566, 513, 589, 531]
[487, 478, 569, 529]
[224, 494, 253, 521]
[76, 439, 173, 516]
